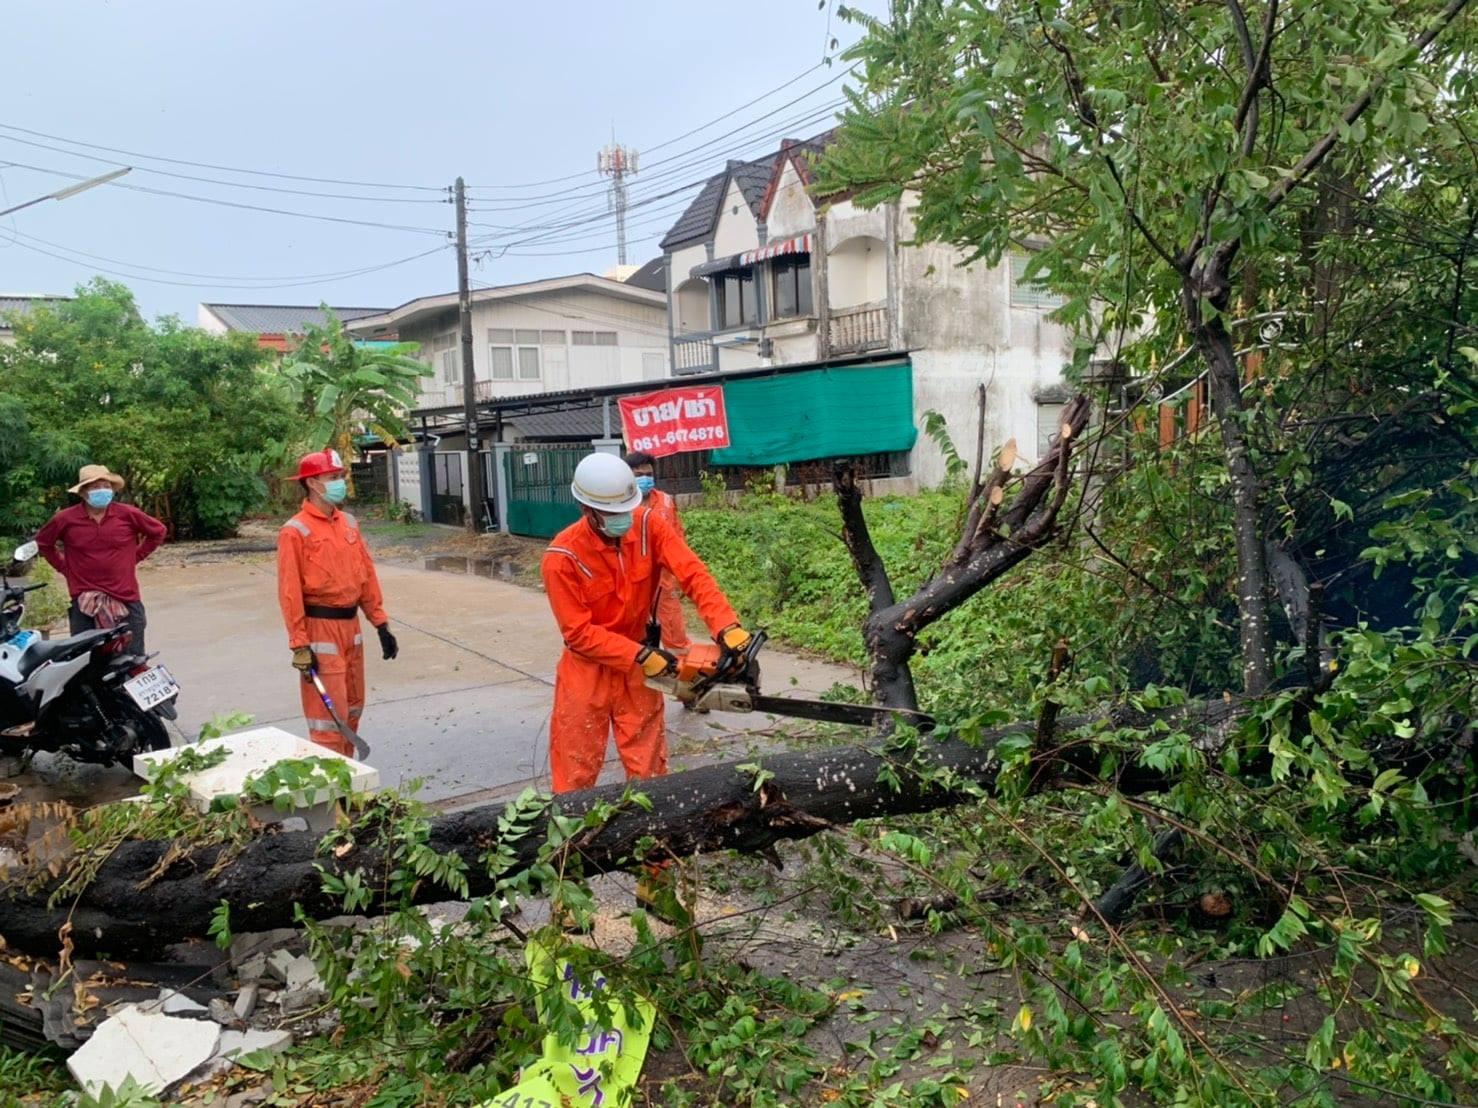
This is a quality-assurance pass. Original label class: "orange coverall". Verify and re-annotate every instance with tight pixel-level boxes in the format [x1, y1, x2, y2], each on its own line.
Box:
[646, 488, 693, 654]
[276, 502, 388, 757]
[541, 508, 738, 793]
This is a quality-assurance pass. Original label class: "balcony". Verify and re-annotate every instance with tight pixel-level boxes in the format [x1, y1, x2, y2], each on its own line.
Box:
[672, 333, 716, 373]
[827, 302, 889, 355]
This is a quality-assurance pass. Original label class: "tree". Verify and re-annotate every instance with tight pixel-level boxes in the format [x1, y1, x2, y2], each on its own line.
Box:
[0, 280, 298, 538]
[818, 0, 1477, 694]
[280, 309, 428, 489]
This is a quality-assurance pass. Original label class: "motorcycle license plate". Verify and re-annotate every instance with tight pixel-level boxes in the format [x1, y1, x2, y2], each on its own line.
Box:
[123, 665, 180, 711]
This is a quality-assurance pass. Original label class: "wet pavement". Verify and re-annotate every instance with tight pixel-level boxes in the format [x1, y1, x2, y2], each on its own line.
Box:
[113, 554, 861, 806]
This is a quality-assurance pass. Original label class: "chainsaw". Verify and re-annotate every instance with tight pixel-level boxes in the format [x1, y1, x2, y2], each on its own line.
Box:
[643, 627, 935, 732]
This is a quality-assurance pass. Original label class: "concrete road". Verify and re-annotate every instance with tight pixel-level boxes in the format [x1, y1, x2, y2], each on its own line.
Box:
[137, 555, 859, 805]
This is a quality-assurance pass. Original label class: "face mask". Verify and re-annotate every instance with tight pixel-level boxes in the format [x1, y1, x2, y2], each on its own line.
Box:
[598, 511, 634, 538]
[85, 489, 114, 510]
[321, 479, 349, 505]
[635, 476, 656, 496]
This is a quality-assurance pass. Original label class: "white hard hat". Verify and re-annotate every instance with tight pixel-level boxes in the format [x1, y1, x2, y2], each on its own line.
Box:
[571, 452, 643, 513]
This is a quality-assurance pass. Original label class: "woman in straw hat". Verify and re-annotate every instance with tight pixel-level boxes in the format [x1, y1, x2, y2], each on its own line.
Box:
[35, 464, 167, 654]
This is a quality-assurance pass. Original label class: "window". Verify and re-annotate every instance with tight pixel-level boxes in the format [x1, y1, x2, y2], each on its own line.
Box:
[1010, 251, 1065, 309]
[433, 333, 459, 383]
[716, 270, 758, 329]
[540, 329, 565, 344]
[572, 330, 618, 346]
[771, 255, 814, 319]
[1037, 402, 1067, 459]
[488, 346, 540, 379]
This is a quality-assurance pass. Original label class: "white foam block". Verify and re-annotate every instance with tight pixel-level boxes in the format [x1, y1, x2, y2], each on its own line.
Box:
[132, 726, 378, 812]
[67, 1004, 220, 1097]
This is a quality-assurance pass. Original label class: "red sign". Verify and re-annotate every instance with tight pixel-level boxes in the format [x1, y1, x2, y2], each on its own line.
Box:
[618, 385, 730, 458]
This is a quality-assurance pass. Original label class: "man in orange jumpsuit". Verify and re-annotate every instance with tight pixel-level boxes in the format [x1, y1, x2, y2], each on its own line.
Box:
[542, 452, 750, 795]
[276, 448, 399, 757]
[623, 450, 692, 656]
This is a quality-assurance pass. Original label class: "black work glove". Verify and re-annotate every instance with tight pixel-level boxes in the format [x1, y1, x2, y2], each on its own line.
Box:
[376, 622, 399, 661]
[637, 645, 678, 678]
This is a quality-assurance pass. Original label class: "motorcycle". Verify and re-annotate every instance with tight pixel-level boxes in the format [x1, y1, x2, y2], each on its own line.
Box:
[0, 541, 177, 767]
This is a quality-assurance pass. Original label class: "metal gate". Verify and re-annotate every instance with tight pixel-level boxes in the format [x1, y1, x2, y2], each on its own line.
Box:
[504, 446, 585, 538]
[429, 452, 466, 527]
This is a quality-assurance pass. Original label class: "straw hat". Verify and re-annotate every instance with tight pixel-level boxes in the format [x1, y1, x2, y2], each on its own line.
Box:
[67, 464, 126, 495]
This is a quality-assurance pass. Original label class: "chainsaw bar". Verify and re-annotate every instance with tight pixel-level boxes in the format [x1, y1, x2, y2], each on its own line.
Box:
[746, 693, 935, 731]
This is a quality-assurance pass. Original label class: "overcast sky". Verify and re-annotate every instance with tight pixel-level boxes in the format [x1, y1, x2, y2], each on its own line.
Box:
[0, 0, 882, 324]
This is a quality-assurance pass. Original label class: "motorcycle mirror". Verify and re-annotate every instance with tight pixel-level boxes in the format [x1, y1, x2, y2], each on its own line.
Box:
[11, 542, 37, 563]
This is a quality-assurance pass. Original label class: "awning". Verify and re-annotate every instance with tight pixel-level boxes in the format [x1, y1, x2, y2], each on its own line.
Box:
[740, 233, 811, 266]
[707, 360, 917, 466]
[690, 254, 743, 278]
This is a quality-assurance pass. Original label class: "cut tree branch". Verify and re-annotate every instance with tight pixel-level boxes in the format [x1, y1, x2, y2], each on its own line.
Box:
[0, 698, 1246, 960]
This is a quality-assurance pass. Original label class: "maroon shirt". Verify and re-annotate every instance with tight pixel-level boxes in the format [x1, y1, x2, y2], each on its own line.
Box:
[35, 502, 167, 603]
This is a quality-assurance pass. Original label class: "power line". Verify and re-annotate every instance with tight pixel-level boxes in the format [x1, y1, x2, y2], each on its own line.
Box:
[463, 97, 845, 248]
[0, 229, 449, 290]
[0, 158, 450, 236]
[0, 120, 444, 192]
[0, 132, 449, 203]
[462, 70, 850, 208]
[464, 59, 829, 192]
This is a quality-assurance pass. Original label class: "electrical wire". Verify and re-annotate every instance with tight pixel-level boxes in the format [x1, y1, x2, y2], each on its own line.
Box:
[0, 229, 449, 290]
[465, 59, 830, 192]
[0, 224, 448, 283]
[0, 132, 450, 203]
[0, 157, 450, 236]
[463, 97, 845, 249]
[0, 120, 444, 192]
[462, 70, 850, 208]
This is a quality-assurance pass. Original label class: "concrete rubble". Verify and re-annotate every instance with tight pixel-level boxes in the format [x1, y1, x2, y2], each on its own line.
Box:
[0, 921, 376, 1098]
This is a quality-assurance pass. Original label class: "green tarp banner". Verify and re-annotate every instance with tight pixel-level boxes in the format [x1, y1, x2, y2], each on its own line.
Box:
[707, 360, 916, 466]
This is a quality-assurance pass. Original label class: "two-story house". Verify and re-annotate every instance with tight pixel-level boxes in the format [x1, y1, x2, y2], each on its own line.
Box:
[661, 136, 1075, 486]
[347, 273, 668, 411]
[346, 272, 668, 526]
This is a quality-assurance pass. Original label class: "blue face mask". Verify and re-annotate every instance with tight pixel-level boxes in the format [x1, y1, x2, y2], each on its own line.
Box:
[85, 489, 114, 510]
[635, 476, 656, 496]
[321, 478, 349, 505]
[598, 511, 634, 538]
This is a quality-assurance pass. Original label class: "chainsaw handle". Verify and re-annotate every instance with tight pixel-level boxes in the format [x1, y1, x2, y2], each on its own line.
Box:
[703, 629, 767, 693]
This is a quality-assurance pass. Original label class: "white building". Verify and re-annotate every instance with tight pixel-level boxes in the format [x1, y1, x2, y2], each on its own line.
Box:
[347, 273, 668, 411]
[661, 137, 1075, 486]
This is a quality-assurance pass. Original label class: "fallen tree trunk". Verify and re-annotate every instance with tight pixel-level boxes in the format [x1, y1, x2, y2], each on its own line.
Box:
[0, 701, 1246, 960]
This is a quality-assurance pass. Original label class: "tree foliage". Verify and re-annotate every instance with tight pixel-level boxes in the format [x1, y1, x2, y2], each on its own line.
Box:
[0, 279, 299, 538]
[280, 309, 427, 488]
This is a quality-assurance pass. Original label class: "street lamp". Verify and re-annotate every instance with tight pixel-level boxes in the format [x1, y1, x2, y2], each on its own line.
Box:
[0, 166, 131, 218]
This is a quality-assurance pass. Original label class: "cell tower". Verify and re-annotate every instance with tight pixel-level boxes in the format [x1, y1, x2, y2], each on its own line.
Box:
[597, 143, 639, 265]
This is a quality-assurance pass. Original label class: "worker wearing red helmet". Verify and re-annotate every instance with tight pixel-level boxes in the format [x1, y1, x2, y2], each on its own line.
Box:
[542, 452, 750, 795]
[276, 448, 398, 756]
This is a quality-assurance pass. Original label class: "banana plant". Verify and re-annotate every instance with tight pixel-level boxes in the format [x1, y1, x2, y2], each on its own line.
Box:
[281, 309, 428, 493]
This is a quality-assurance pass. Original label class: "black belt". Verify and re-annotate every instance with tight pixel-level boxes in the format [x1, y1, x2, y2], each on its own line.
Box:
[305, 604, 358, 620]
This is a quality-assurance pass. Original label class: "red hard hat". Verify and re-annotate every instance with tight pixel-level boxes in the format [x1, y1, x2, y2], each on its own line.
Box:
[294, 448, 344, 481]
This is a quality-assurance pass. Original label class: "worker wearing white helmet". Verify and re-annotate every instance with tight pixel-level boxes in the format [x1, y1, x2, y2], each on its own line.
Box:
[541, 453, 750, 916]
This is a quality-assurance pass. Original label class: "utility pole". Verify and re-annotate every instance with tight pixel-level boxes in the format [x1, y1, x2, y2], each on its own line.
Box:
[597, 144, 639, 266]
[454, 176, 485, 532]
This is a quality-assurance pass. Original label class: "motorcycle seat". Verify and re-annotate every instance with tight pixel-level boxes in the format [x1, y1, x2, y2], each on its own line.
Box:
[19, 629, 115, 676]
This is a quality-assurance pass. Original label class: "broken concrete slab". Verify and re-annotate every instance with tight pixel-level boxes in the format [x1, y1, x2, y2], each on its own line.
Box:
[235, 953, 268, 983]
[279, 987, 325, 1016]
[233, 983, 258, 1021]
[154, 987, 208, 1016]
[67, 1004, 220, 1097]
[208, 997, 240, 1026]
[229, 928, 299, 967]
[132, 726, 378, 819]
[265, 949, 299, 985]
[218, 1027, 292, 1060]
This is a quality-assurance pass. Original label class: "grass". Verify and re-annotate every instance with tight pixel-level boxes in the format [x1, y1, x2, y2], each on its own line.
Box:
[0, 1044, 68, 1104]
